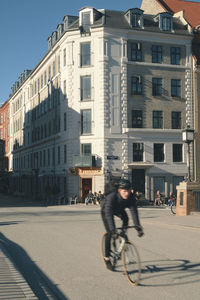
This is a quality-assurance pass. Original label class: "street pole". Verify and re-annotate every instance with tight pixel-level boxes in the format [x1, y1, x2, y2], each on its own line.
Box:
[187, 142, 191, 182]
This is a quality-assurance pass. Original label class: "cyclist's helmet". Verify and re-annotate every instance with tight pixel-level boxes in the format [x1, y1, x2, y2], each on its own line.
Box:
[118, 179, 131, 190]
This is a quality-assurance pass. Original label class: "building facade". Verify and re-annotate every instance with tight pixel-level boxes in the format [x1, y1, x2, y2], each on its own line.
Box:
[0, 100, 10, 171]
[7, 6, 193, 201]
[141, 0, 200, 182]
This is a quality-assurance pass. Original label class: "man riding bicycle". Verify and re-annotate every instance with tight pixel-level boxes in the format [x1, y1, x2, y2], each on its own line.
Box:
[101, 178, 144, 271]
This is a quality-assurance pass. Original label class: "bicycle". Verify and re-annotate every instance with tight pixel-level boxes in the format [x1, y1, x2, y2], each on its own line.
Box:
[101, 226, 141, 286]
[170, 198, 176, 215]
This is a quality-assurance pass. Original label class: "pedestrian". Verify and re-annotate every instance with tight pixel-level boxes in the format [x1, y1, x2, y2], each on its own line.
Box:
[45, 182, 52, 206]
[97, 191, 104, 206]
[154, 190, 162, 206]
[85, 190, 93, 205]
[52, 183, 60, 205]
[168, 191, 176, 206]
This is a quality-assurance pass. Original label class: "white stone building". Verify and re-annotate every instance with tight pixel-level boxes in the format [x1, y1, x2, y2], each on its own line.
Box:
[8, 6, 193, 202]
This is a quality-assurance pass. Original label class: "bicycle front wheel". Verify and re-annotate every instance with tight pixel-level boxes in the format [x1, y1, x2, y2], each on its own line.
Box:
[122, 241, 141, 286]
[171, 202, 176, 215]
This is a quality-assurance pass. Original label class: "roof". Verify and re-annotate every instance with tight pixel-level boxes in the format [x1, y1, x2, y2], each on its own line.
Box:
[72, 9, 189, 35]
[157, 0, 200, 28]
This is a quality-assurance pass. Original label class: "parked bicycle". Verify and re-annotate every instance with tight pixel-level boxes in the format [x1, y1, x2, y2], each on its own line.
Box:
[101, 226, 141, 286]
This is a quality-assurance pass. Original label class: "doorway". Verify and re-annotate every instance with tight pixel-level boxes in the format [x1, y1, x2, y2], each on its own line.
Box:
[132, 169, 145, 194]
[81, 178, 92, 203]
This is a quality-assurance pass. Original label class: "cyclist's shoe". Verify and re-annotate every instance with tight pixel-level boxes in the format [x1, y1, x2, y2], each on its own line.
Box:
[136, 226, 144, 237]
[104, 259, 113, 271]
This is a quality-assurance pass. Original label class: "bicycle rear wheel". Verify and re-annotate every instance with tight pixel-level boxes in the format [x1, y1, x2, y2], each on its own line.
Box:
[122, 241, 141, 286]
[171, 202, 176, 214]
[101, 233, 120, 269]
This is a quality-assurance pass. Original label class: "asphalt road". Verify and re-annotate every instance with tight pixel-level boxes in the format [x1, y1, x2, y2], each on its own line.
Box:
[0, 201, 200, 300]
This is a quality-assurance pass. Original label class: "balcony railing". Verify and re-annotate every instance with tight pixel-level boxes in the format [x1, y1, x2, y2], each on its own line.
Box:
[72, 155, 96, 167]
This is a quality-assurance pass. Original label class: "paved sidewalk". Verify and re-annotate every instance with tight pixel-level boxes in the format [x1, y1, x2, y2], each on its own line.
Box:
[0, 244, 37, 299]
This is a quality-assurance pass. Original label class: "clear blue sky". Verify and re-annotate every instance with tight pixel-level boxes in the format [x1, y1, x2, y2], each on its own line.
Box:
[0, 0, 198, 104]
[0, 0, 142, 103]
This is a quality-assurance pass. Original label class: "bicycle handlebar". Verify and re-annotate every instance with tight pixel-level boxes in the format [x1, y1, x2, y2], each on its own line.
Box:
[116, 226, 138, 230]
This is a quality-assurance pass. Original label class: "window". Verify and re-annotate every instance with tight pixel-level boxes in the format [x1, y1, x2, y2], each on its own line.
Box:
[154, 143, 164, 162]
[81, 143, 91, 155]
[44, 71, 47, 85]
[48, 120, 51, 136]
[64, 112, 67, 131]
[162, 17, 172, 31]
[153, 111, 163, 128]
[131, 76, 142, 95]
[64, 144, 67, 163]
[48, 66, 51, 80]
[41, 74, 43, 89]
[53, 61, 56, 77]
[63, 80, 66, 98]
[40, 151, 42, 167]
[63, 48, 66, 67]
[131, 43, 142, 61]
[43, 149, 46, 167]
[172, 111, 181, 129]
[171, 47, 180, 65]
[171, 79, 181, 97]
[58, 146, 60, 164]
[132, 110, 143, 128]
[81, 109, 91, 134]
[57, 55, 60, 72]
[152, 78, 162, 96]
[81, 76, 91, 100]
[80, 42, 91, 66]
[82, 12, 91, 32]
[48, 149, 50, 166]
[132, 13, 143, 27]
[133, 143, 144, 162]
[35, 82, 37, 94]
[52, 147, 55, 166]
[173, 144, 182, 162]
[152, 46, 162, 63]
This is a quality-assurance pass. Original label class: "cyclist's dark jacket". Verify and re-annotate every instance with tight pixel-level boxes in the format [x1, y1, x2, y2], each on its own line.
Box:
[101, 191, 140, 233]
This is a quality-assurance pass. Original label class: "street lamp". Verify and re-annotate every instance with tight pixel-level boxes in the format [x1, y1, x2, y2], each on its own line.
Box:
[182, 126, 194, 182]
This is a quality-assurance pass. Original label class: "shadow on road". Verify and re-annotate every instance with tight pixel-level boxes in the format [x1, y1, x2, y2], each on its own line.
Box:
[139, 259, 200, 287]
[0, 232, 69, 299]
[0, 221, 23, 226]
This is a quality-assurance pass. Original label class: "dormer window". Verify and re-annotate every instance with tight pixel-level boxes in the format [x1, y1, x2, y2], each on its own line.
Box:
[125, 8, 144, 28]
[132, 13, 142, 27]
[162, 16, 172, 31]
[82, 12, 91, 32]
[155, 13, 173, 32]
[57, 24, 64, 39]
[79, 7, 102, 34]
[52, 31, 57, 45]
[48, 36, 52, 51]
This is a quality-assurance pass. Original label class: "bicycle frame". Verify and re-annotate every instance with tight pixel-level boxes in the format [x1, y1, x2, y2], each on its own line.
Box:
[111, 227, 133, 261]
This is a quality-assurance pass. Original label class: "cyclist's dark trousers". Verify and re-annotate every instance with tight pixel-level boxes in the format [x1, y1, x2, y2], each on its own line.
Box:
[101, 211, 112, 257]
[101, 211, 128, 257]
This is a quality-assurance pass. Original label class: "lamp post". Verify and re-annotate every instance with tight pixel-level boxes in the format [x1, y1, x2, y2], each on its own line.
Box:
[182, 126, 194, 182]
